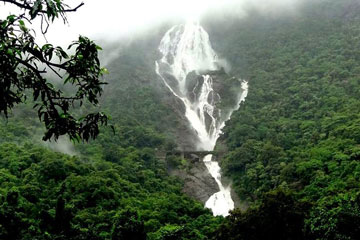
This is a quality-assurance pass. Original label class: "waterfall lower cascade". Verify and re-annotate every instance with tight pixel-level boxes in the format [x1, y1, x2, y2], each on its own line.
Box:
[155, 21, 248, 217]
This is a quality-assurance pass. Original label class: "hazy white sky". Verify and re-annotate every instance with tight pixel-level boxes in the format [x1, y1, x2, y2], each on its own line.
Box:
[0, 0, 300, 45]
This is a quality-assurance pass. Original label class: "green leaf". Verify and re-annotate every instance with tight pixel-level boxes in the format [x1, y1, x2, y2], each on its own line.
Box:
[42, 44, 53, 51]
[56, 47, 69, 59]
[100, 67, 109, 75]
[1, 20, 8, 28]
[6, 49, 13, 56]
[30, 0, 42, 19]
[7, 15, 15, 22]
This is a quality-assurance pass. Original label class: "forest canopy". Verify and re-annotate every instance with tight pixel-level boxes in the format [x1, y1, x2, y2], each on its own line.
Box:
[2, 0, 360, 239]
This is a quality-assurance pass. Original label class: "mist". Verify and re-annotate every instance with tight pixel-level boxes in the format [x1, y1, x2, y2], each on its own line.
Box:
[43, 136, 77, 156]
[1, 0, 302, 46]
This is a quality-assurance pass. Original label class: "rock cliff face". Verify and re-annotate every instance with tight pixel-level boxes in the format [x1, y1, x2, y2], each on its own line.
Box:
[168, 158, 219, 203]
[159, 69, 244, 205]
[161, 69, 243, 151]
[166, 153, 245, 208]
[156, 80, 200, 150]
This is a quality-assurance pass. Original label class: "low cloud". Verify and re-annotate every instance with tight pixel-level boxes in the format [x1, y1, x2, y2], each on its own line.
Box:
[43, 136, 77, 156]
[1, 0, 302, 45]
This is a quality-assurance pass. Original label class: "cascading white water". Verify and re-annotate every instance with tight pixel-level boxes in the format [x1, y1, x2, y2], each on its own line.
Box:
[156, 21, 248, 216]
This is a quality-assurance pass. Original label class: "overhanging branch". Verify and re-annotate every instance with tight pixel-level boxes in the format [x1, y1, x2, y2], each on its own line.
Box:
[1, 0, 84, 14]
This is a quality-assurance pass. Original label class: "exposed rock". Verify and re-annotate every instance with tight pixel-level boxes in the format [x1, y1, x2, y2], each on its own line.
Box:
[168, 161, 219, 204]
[189, 153, 200, 162]
[157, 67, 243, 151]
[162, 72, 180, 93]
[185, 72, 203, 103]
[204, 111, 213, 133]
[158, 66, 245, 205]
[157, 77, 200, 150]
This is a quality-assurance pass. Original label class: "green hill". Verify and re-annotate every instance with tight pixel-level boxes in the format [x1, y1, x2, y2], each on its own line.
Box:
[2, 0, 360, 239]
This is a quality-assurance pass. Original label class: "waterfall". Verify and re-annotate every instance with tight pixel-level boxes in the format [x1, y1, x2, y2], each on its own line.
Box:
[155, 21, 248, 217]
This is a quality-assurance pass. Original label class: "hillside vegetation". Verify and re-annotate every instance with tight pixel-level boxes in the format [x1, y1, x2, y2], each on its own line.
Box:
[2, 0, 360, 239]
[0, 24, 220, 240]
[206, 0, 360, 239]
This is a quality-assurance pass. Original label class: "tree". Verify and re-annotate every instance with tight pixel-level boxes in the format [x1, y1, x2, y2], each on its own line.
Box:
[0, 0, 110, 142]
[214, 190, 310, 240]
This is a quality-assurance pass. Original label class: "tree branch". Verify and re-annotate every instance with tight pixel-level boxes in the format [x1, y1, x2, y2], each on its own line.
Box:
[15, 57, 46, 75]
[1, 0, 31, 11]
[1, 0, 84, 14]
[17, 45, 70, 69]
[16, 56, 60, 114]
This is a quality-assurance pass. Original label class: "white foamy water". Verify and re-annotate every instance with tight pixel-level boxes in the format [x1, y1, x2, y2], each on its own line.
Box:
[203, 154, 234, 216]
[156, 21, 248, 216]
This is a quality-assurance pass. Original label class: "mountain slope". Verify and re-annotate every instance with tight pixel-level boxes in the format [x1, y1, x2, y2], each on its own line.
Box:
[205, 0, 360, 238]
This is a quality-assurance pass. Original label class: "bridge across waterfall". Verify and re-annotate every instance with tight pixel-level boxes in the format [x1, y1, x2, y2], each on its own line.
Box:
[155, 150, 224, 163]
[169, 150, 222, 158]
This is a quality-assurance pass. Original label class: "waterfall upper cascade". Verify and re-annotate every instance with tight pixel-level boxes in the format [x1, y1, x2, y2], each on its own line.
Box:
[155, 21, 248, 217]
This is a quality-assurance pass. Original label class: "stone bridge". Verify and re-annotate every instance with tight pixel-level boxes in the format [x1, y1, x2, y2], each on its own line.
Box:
[155, 150, 225, 163]
[169, 151, 219, 158]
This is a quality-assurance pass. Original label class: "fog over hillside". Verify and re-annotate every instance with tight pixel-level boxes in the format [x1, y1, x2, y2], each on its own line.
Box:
[1, 0, 301, 45]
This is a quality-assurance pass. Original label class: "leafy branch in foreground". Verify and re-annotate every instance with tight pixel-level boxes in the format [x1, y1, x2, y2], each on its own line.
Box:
[0, 0, 110, 141]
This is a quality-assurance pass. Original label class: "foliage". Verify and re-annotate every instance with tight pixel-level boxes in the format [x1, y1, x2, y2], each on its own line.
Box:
[0, 143, 221, 239]
[0, 0, 109, 141]
[206, 0, 360, 238]
[214, 190, 310, 240]
[0, 15, 222, 239]
[3, 0, 360, 239]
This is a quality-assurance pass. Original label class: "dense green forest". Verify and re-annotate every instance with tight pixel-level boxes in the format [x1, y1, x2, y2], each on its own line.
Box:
[207, 0, 360, 239]
[0, 25, 221, 239]
[2, 0, 360, 239]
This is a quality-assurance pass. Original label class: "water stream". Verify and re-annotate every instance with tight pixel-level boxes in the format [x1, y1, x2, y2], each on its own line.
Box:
[155, 21, 248, 216]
